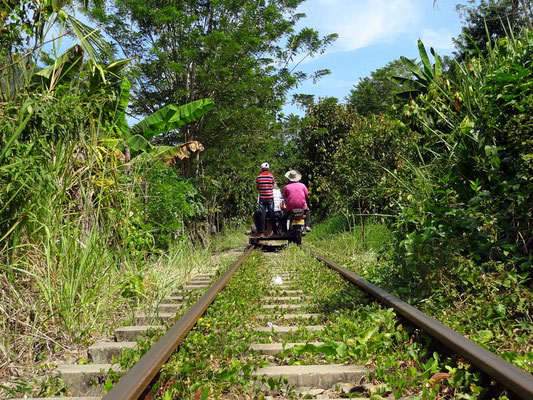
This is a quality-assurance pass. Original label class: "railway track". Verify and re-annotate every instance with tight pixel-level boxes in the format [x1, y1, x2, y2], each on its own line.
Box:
[19, 243, 533, 400]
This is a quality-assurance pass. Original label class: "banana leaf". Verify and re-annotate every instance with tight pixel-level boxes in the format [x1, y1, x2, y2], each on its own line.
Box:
[34, 44, 84, 87]
[131, 98, 214, 140]
[68, 15, 110, 63]
[430, 47, 443, 78]
[115, 78, 131, 134]
[127, 141, 204, 165]
[400, 56, 427, 85]
[418, 39, 434, 81]
[126, 134, 149, 152]
[390, 75, 426, 97]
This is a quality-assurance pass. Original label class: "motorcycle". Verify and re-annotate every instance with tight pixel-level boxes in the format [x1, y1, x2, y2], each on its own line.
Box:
[286, 208, 307, 245]
[247, 208, 308, 246]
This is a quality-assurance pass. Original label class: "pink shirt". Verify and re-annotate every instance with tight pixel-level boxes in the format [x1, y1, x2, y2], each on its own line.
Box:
[283, 182, 308, 211]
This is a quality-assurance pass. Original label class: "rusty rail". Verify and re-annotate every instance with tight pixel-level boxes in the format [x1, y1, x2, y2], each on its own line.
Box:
[103, 245, 255, 400]
[308, 249, 533, 400]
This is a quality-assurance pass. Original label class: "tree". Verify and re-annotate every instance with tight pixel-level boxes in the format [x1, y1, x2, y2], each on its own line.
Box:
[298, 97, 356, 219]
[89, 0, 335, 142]
[454, 0, 532, 57]
[346, 59, 413, 116]
[88, 0, 336, 222]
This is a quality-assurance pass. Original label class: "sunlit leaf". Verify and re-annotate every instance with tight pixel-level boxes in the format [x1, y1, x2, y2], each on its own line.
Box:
[131, 98, 214, 140]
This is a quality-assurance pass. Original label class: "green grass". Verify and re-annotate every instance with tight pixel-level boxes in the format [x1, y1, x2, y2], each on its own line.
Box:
[135, 241, 508, 399]
[207, 223, 249, 253]
[0, 235, 215, 398]
[306, 216, 533, 376]
[305, 217, 391, 279]
[142, 251, 270, 399]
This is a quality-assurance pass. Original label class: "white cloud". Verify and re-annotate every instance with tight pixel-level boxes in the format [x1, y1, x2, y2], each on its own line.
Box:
[419, 28, 455, 50]
[299, 0, 418, 52]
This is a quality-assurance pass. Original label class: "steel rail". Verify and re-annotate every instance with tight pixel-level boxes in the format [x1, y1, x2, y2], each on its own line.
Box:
[309, 249, 533, 400]
[103, 245, 256, 400]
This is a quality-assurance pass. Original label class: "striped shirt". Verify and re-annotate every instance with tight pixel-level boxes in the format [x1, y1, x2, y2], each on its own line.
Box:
[256, 171, 275, 200]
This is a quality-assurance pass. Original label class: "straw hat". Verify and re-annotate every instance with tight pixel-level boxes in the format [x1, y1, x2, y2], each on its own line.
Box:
[285, 170, 302, 182]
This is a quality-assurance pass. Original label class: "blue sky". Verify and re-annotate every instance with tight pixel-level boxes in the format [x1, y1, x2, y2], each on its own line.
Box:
[283, 0, 464, 115]
[50, 0, 465, 120]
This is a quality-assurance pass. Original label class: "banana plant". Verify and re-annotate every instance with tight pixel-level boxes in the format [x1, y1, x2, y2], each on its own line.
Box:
[117, 93, 214, 154]
[1, 0, 111, 98]
[132, 140, 206, 166]
[105, 79, 214, 164]
[391, 40, 444, 97]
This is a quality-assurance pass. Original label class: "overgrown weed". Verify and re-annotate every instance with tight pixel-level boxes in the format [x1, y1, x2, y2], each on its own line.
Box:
[274, 245, 511, 399]
[0, 236, 215, 398]
[207, 223, 249, 253]
[306, 218, 533, 377]
[144, 251, 270, 399]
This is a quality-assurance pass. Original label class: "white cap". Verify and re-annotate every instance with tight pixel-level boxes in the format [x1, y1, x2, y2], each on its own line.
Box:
[260, 162, 269, 169]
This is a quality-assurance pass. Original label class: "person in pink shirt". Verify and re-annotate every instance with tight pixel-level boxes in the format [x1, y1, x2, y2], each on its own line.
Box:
[281, 170, 311, 232]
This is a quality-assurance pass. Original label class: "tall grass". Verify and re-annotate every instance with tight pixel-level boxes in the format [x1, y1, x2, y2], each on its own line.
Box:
[306, 217, 391, 276]
[0, 92, 194, 396]
[207, 224, 249, 253]
[142, 242, 218, 315]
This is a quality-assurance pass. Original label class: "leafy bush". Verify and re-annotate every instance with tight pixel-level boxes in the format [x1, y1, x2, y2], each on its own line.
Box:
[307, 219, 533, 375]
[299, 98, 417, 223]
[392, 33, 533, 273]
[144, 162, 206, 249]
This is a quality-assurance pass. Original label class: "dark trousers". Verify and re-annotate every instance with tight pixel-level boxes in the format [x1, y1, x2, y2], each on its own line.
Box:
[254, 210, 282, 233]
[258, 198, 276, 233]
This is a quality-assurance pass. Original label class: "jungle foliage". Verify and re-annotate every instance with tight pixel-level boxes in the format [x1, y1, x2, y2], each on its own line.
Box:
[87, 0, 336, 223]
[299, 12, 533, 373]
[0, 0, 215, 390]
[1, 0, 533, 395]
[301, 32, 533, 271]
[297, 10, 533, 358]
[454, 0, 533, 57]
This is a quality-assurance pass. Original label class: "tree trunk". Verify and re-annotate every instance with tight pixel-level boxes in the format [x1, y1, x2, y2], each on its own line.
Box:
[521, 0, 532, 28]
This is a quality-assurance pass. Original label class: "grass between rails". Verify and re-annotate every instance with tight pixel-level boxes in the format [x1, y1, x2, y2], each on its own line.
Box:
[112, 248, 269, 399]
[208, 224, 252, 253]
[109, 226, 516, 400]
[262, 247, 500, 399]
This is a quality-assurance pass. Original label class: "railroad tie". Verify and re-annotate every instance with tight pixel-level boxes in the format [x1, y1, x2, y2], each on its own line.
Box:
[262, 303, 303, 310]
[114, 325, 165, 342]
[250, 341, 337, 355]
[251, 270, 368, 394]
[133, 312, 176, 325]
[28, 271, 218, 399]
[133, 271, 216, 325]
[275, 289, 304, 295]
[182, 282, 210, 290]
[53, 363, 123, 397]
[253, 364, 366, 393]
[163, 295, 185, 302]
[262, 296, 309, 302]
[88, 341, 137, 364]
[255, 325, 324, 334]
[256, 313, 321, 320]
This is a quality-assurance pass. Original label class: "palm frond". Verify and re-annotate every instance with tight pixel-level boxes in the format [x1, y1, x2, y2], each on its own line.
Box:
[68, 15, 110, 62]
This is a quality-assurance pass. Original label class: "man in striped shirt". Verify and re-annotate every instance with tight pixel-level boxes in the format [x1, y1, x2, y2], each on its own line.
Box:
[256, 162, 278, 236]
